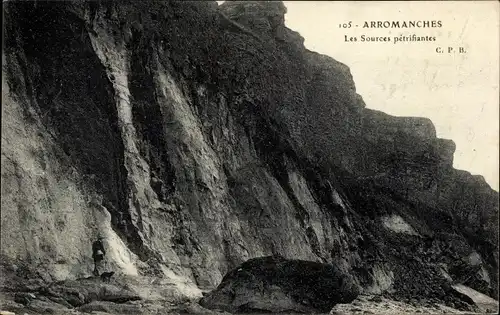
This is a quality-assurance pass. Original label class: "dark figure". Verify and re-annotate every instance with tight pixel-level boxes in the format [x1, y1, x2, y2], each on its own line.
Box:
[100, 271, 115, 283]
[424, 236, 435, 250]
[92, 235, 106, 276]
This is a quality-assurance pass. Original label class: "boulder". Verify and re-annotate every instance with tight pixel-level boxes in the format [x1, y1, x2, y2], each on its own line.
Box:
[200, 255, 359, 313]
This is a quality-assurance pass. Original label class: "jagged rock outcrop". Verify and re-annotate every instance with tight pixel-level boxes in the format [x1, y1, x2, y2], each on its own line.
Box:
[1, 0, 498, 313]
[199, 255, 359, 313]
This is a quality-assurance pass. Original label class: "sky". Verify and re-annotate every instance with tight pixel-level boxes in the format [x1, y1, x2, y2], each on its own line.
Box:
[219, 1, 499, 190]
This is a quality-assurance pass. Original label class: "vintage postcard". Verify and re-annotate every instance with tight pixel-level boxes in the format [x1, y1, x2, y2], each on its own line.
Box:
[1, 1, 498, 314]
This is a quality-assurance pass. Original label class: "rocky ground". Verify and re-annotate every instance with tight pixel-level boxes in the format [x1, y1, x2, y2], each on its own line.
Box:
[0, 269, 224, 315]
[330, 293, 498, 315]
[1, 286, 496, 315]
[1, 256, 497, 315]
[0, 257, 215, 315]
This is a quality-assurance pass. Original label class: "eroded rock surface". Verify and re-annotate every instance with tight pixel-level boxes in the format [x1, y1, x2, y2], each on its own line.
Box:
[1, 1, 498, 314]
[200, 255, 359, 313]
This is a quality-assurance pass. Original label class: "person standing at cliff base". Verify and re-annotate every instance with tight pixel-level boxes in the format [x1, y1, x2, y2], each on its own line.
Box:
[92, 235, 106, 276]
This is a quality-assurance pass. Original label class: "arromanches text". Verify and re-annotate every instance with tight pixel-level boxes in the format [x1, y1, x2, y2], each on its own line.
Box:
[363, 20, 442, 28]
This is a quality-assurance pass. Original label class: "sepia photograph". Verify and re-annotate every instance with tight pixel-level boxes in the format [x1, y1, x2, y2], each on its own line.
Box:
[1, 1, 498, 314]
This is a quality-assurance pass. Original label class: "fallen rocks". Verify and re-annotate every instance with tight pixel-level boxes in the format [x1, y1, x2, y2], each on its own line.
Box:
[331, 294, 476, 315]
[40, 277, 141, 307]
[452, 284, 499, 314]
[0, 274, 143, 315]
[13, 292, 36, 305]
[200, 255, 359, 313]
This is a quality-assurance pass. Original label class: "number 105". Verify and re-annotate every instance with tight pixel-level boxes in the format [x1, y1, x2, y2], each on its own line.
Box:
[339, 22, 352, 28]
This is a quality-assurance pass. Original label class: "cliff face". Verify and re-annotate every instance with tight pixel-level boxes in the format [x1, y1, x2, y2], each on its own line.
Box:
[2, 0, 498, 303]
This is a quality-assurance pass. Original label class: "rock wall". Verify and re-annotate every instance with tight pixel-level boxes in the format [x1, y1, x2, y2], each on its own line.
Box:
[2, 0, 498, 302]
